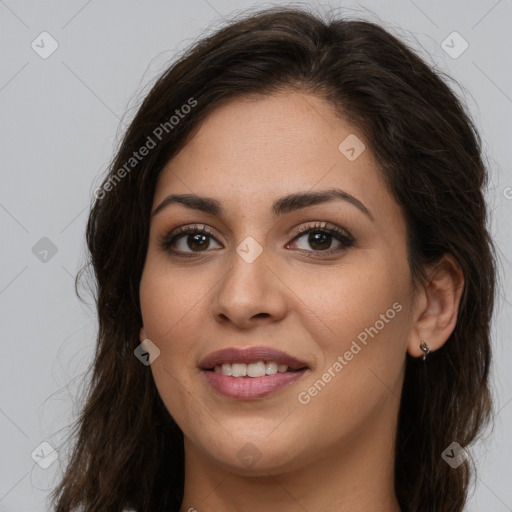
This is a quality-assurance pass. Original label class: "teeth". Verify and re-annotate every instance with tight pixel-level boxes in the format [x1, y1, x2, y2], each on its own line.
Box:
[213, 361, 291, 377]
[247, 361, 266, 377]
[231, 363, 246, 377]
[221, 363, 232, 376]
[265, 361, 278, 375]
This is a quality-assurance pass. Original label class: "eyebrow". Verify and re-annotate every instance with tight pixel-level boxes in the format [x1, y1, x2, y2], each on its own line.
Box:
[152, 187, 374, 221]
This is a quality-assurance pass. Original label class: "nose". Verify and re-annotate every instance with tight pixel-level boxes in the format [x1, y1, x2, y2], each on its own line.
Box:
[211, 247, 288, 329]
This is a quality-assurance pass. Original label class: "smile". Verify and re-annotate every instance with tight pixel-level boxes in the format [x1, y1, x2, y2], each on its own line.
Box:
[213, 361, 295, 377]
[199, 346, 310, 399]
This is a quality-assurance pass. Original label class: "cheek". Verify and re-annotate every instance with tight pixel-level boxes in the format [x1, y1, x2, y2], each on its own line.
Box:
[139, 258, 211, 380]
[295, 257, 410, 409]
[139, 259, 206, 343]
[139, 263, 205, 428]
[300, 256, 408, 349]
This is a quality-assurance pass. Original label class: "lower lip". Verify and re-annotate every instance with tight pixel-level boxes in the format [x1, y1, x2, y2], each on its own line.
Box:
[202, 369, 308, 399]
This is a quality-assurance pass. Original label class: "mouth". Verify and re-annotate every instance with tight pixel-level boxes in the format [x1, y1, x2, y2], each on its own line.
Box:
[207, 361, 306, 376]
[199, 346, 309, 373]
[199, 346, 309, 399]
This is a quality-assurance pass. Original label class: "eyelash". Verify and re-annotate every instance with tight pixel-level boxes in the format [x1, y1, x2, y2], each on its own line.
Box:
[159, 222, 355, 259]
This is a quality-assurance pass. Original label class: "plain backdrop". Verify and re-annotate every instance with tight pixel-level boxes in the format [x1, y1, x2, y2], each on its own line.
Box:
[1, 1, 511, 510]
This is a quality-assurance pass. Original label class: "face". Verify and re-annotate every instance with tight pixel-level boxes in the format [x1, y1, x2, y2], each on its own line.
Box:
[139, 90, 417, 475]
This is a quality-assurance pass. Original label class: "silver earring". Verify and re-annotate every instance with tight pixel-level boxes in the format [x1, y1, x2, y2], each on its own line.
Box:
[420, 340, 431, 361]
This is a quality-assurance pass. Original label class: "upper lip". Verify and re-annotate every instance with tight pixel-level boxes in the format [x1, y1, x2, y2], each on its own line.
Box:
[199, 346, 309, 371]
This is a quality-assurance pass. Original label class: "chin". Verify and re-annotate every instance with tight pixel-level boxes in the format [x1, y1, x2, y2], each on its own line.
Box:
[191, 428, 313, 475]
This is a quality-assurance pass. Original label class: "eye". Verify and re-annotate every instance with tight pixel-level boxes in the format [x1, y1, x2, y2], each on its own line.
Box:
[159, 224, 222, 257]
[286, 222, 354, 256]
[159, 221, 354, 259]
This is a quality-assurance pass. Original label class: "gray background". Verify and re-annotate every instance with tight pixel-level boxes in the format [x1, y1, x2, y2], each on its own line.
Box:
[1, 0, 511, 510]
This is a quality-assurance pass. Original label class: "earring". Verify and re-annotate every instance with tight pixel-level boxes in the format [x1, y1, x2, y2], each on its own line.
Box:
[420, 340, 431, 361]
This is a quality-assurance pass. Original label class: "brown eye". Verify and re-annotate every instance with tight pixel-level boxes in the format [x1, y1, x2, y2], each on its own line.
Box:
[304, 231, 333, 251]
[288, 223, 354, 255]
[184, 233, 210, 251]
[160, 225, 222, 256]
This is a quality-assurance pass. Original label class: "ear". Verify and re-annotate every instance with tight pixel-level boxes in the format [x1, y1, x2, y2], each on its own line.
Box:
[407, 254, 464, 358]
[139, 326, 147, 342]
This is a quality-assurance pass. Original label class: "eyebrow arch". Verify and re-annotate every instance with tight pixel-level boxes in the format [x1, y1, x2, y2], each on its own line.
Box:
[152, 187, 374, 221]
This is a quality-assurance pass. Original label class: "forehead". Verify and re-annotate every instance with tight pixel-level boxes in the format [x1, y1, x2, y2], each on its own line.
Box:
[153, 91, 393, 221]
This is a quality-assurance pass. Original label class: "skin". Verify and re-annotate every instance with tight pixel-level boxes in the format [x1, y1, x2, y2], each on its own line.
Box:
[139, 90, 464, 512]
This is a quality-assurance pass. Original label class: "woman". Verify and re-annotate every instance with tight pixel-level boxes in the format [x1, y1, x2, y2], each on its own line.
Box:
[51, 6, 497, 512]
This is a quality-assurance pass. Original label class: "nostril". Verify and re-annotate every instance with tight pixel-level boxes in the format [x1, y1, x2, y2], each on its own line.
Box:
[252, 313, 270, 319]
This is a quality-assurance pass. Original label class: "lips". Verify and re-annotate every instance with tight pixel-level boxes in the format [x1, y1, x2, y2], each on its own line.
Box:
[199, 346, 310, 399]
[198, 346, 309, 371]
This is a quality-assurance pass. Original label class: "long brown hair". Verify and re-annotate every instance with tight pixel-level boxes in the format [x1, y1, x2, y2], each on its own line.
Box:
[51, 6, 497, 512]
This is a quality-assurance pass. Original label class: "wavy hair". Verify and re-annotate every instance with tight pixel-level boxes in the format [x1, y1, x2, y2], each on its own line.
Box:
[51, 6, 496, 512]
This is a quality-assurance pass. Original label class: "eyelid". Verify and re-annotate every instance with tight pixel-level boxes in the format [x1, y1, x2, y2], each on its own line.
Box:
[290, 221, 352, 240]
[286, 222, 355, 256]
[158, 223, 217, 245]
